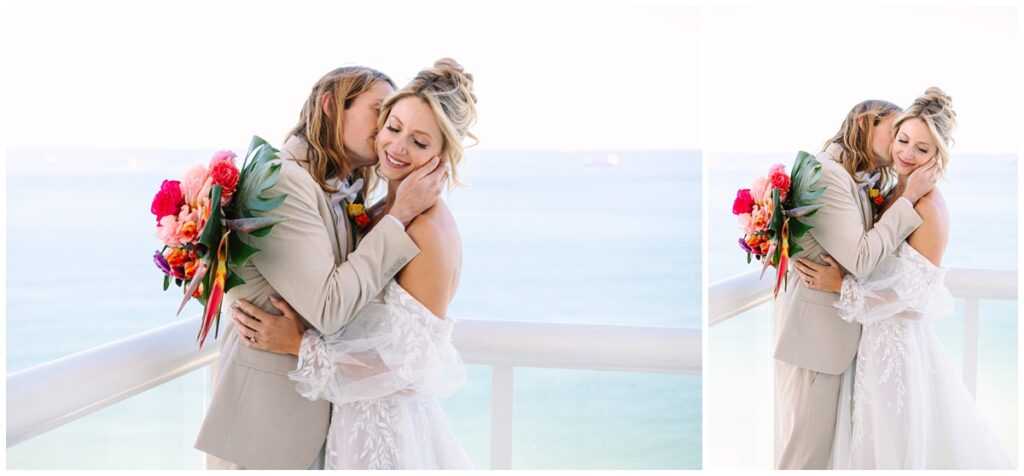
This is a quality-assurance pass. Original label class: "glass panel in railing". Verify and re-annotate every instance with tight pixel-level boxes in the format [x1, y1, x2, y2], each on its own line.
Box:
[439, 365, 492, 468]
[507, 368, 698, 469]
[706, 303, 774, 469]
[6, 371, 207, 469]
[976, 300, 1018, 465]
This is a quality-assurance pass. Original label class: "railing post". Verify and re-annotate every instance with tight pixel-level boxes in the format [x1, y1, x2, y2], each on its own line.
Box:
[963, 297, 980, 397]
[490, 365, 515, 469]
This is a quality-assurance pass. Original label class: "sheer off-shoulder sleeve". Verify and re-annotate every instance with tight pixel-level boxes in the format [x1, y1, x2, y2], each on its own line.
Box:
[288, 286, 465, 405]
[834, 244, 954, 326]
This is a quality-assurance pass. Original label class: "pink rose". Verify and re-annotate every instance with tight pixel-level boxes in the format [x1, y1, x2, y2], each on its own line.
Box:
[737, 213, 752, 234]
[750, 177, 768, 204]
[181, 165, 210, 207]
[156, 214, 181, 247]
[732, 189, 754, 215]
[151, 180, 184, 223]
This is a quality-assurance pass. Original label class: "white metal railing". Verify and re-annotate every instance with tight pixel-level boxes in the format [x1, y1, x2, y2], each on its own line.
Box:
[709, 267, 1018, 395]
[6, 317, 698, 469]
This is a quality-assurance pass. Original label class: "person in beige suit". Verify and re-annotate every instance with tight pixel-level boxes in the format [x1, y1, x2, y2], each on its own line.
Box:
[773, 99, 940, 469]
[194, 66, 446, 469]
[232, 58, 477, 470]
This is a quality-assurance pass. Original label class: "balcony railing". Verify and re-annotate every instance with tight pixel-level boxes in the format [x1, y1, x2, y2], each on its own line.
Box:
[7, 317, 699, 469]
[710, 267, 1017, 396]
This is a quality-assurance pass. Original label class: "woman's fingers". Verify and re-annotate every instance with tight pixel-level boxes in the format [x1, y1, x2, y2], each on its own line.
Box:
[232, 305, 264, 333]
[821, 255, 840, 269]
[268, 295, 299, 320]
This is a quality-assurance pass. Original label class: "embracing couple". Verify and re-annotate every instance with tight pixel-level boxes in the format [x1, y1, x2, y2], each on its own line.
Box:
[193, 58, 477, 470]
[774, 88, 1013, 470]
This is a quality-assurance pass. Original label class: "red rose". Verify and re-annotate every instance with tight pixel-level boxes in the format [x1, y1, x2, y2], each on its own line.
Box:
[769, 170, 791, 193]
[873, 195, 885, 206]
[151, 180, 184, 223]
[732, 189, 754, 215]
[356, 213, 371, 227]
[210, 159, 240, 198]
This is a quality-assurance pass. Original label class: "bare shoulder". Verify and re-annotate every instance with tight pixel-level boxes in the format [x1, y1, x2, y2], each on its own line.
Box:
[406, 202, 461, 256]
[913, 188, 950, 230]
[907, 188, 949, 266]
[396, 202, 462, 318]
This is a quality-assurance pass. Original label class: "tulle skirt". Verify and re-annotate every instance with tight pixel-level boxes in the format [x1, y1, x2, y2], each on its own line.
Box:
[831, 318, 1013, 469]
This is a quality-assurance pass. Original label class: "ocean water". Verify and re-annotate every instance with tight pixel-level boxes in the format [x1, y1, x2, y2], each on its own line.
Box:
[5, 148, 701, 469]
[706, 152, 1018, 468]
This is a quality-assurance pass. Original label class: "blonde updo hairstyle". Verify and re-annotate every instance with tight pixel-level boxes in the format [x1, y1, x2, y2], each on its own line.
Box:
[822, 99, 903, 191]
[892, 87, 957, 178]
[376, 58, 478, 190]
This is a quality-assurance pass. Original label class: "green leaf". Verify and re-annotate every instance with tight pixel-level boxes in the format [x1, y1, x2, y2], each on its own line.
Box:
[163, 274, 171, 291]
[197, 185, 224, 256]
[224, 216, 288, 233]
[249, 224, 278, 238]
[246, 193, 287, 212]
[224, 269, 246, 293]
[789, 219, 813, 239]
[228, 232, 261, 267]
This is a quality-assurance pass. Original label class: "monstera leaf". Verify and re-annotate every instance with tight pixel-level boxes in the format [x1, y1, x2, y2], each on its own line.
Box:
[222, 136, 288, 293]
[783, 151, 825, 256]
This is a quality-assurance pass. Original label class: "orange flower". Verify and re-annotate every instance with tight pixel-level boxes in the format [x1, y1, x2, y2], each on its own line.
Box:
[192, 282, 204, 298]
[179, 220, 198, 243]
[184, 259, 200, 279]
[165, 248, 188, 268]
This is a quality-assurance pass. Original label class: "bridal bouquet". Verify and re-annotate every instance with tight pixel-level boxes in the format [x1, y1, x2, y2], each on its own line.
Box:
[151, 136, 286, 348]
[732, 151, 825, 297]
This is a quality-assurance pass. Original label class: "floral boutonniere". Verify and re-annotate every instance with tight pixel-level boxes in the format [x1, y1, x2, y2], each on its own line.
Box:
[867, 187, 885, 218]
[347, 203, 371, 230]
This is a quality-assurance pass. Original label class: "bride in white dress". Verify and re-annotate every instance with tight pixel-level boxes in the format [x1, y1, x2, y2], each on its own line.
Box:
[797, 88, 1013, 470]
[232, 59, 477, 469]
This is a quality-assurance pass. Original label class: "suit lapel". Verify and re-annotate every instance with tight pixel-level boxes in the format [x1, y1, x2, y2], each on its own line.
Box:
[856, 185, 872, 231]
[282, 135, 344, 262]
[822, 143, 873, 232]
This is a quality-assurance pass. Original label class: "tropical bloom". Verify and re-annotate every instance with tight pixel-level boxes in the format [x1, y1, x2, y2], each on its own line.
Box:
[151, 138, 287, 348]
[733, 153, 826, 297]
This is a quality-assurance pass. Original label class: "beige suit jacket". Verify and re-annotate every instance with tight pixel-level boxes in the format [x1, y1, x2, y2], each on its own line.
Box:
[195, 135, 420, 469]
[773, 143, 923, 375]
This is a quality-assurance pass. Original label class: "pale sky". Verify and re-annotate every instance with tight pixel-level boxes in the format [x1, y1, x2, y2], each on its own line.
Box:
[6, 5, 702, 151]
[706, 6, 1018, 154]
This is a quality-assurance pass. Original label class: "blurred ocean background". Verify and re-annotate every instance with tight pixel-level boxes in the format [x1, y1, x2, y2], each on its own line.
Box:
[707, 152, 1018, 468]
[5, 148, 701, 469]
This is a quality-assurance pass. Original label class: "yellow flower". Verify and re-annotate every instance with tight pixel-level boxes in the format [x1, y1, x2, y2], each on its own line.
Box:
[867, 188, 880, 198]
[346, 203, 365, 217]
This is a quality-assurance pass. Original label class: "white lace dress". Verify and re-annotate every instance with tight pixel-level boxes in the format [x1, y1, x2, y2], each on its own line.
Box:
[288, 280, 472, 469]
[829, 243, 1013, 469]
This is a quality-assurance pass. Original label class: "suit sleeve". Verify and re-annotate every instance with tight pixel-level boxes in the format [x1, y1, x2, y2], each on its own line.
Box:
[805, 167, 923, 279]
[245, 163, 421, 335]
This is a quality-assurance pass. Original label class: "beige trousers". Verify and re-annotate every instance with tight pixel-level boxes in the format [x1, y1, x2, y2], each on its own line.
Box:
[204, 443, 326, 470]
[774, 359, 843, 470]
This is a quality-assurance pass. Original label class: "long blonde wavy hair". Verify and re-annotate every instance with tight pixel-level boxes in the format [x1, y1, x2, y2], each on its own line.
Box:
[286, 66, 394, 194]
[822, 99, 902, 190]
[375, 58, 478, 191]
